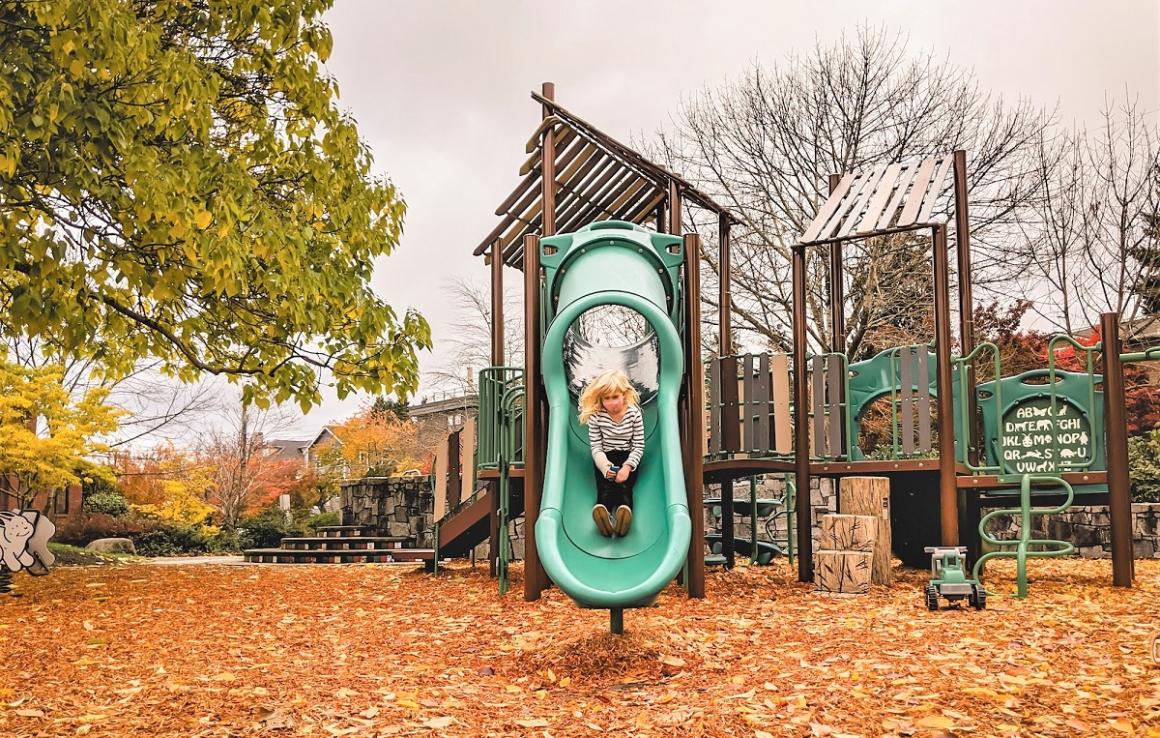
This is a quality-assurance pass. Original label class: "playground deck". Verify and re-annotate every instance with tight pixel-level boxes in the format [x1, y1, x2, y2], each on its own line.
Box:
[2, 559, 1156, 737]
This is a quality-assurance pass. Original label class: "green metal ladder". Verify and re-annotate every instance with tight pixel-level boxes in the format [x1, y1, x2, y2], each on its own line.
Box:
[973, 474, 1075, 598]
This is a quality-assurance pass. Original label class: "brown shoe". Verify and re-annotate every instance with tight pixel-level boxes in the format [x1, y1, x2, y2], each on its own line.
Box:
[592, 504, 614, 536]
[614, 505, 633, 536]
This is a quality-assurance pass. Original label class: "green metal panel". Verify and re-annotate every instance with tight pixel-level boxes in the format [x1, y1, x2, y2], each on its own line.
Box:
[535, 221, 691, 610]
[975, 369, 1106, 478]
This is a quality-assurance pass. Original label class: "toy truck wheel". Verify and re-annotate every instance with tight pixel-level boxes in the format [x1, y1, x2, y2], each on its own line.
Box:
[970, 585, 986, 610]
[925, 584, 939, 611]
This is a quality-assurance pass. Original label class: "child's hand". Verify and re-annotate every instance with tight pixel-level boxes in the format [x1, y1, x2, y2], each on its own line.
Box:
[605, 467, 617, 480]
[615, 466, 631, 484]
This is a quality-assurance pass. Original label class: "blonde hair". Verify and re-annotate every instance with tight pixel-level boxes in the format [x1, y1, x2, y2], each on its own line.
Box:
[578, 370, 640, 425]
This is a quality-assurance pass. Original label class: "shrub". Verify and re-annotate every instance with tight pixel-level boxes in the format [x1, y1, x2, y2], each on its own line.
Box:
[132, 523, 213, 557]
[306, 511, 341, 532]
[237, 507, 302, 550]
[54, 513, 149, 545]
[83, 491, 131, 517]
[1128, 430, 1160, 503]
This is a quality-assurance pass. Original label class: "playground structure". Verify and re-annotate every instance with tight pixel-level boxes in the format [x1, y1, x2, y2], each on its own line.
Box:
[426, 83, 1139, 624]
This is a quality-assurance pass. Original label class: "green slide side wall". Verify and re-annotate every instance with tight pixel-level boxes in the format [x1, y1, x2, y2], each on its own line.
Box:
[535, 222, 692, 610]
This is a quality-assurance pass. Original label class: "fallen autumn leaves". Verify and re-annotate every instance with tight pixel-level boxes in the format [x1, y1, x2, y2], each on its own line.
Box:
[0, 558, 1156, 737]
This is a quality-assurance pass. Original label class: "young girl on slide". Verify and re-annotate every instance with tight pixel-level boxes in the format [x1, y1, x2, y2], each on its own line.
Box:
[578, 370, 645, 537]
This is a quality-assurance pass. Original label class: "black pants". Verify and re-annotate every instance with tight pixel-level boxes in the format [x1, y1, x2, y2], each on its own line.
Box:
[594, 449, 636, 511]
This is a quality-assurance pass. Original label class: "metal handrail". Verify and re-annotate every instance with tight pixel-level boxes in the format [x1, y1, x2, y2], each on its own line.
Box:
[1046, 335, 1100, 473]
[954, 341, 1003, 474]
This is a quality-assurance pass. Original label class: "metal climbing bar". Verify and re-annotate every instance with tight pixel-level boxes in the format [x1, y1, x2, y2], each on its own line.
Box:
[972, 474, 1075, 598]
[497, 380, 524, 596]
[477, 367, 525, 471]
[1046, 335, 1100, 473]
[954, 341, 1004, 473]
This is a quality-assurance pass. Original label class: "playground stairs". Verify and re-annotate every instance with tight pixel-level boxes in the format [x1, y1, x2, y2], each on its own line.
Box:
[243, 525, 434, 565]
[703, 492, 794, 567]
[435, 484, 525, 559]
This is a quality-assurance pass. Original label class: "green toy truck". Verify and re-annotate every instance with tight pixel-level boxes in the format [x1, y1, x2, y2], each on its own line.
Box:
[924, 546, 986, 610]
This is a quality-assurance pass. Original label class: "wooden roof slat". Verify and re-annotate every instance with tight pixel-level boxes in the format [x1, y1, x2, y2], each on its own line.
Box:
[857, 163, 903, 234]
[801, 173, 855, 243]
[608, 180, 653, 220]
[558, 167, 638, 231]
[532, 92, 731, 218]
[494, 174, 536, 217]
[896, 158, 937, 227]
[915, 155, 953, 225]
[875, 161, 918, 231]
[518, 127, 578, 176]
[475, 93, 743, 267]
[816, 170, 876, 241]
[836, 165, 889, 239]
[551, 156, 620, 226]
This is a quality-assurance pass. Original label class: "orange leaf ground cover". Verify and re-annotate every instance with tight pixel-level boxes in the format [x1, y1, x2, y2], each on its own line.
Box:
[0, 558, 1157, 738]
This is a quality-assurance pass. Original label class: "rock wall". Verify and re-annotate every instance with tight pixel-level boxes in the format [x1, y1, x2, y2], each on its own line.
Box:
[705, 476, 835, 552]
[340, 476, 435, 547]
[982, 503, 1160, 559]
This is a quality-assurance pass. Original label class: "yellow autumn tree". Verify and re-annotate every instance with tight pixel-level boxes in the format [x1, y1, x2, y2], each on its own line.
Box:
[0, 358, 121, 509]
[330, 409, 425, 479]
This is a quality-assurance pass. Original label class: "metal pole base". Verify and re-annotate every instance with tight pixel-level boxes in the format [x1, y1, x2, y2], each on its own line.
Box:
[610, 608, 624, 635]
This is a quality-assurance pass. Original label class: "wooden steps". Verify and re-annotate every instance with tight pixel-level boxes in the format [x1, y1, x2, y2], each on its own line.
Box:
[242, 547, 434, 564]
[242, 524, 431, 565]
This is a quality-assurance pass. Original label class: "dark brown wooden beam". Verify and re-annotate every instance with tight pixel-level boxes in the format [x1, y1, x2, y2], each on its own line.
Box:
[1102, 312, 1135, 587]
[932, 224, 959, 546]
[522, 232, 544, 601]
[953, 150, 979, 466]
[718, 213, 732, 356]
[792, 244, 813, 582]
[683, 233, 706, 597]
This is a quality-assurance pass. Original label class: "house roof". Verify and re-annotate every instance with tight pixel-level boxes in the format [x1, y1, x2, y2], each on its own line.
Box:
[263, 439, 309, 461]
[308, 426, 344, 449]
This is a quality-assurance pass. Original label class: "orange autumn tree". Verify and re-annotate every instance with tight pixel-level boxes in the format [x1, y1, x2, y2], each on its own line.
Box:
[113, 444, 216, 526]
[328, 408, 425, 479]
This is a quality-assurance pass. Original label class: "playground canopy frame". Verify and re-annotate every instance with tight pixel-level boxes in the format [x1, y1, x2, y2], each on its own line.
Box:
[465, 82, 1134, 600]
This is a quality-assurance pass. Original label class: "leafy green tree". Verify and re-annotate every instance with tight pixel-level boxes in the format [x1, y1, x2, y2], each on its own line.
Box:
[1127, 430, 1160, 503]
[0, 1, 429, 409]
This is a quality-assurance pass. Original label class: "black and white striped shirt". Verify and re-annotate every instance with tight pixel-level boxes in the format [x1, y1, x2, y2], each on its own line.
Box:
[588, 405, 645, 474]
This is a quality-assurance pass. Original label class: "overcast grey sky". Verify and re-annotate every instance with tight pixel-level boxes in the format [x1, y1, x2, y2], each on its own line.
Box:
[274, 0, 1159, 440]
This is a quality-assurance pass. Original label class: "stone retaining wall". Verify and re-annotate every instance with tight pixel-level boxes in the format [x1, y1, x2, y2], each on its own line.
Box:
[982, 503, 1160, 559]
[340, 477, 435, 547]
[707, 477, 836, 551]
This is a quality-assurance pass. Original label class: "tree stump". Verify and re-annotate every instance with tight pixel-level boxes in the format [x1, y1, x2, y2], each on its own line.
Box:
[813, 550, 872, 594]
[820, 514, 877, 552]
[839, 476, 894, 585]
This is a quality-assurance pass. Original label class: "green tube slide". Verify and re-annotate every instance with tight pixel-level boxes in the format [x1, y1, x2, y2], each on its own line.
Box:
[535, 223, 691, 610]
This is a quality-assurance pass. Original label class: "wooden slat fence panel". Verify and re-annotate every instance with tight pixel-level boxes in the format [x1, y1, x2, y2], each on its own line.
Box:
[826, 354, 843, 456]
[900, 348, 914, 455]
[916, 349, 933, 452]
[771, 354, 792, 454]
[709, 357, 722, 455]
[755, 353, 771, 453]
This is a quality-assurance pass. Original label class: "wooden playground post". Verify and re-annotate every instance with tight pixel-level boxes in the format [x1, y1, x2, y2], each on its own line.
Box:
[719, 212, 732, 356]
[683, 232, 706, 598]
[522, 232, 545, 601]
[791, 243, 814, 582]
[488, 240, 504, 577]
[932, 224, 959, 546]
[1101, 312, 1135, 587]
